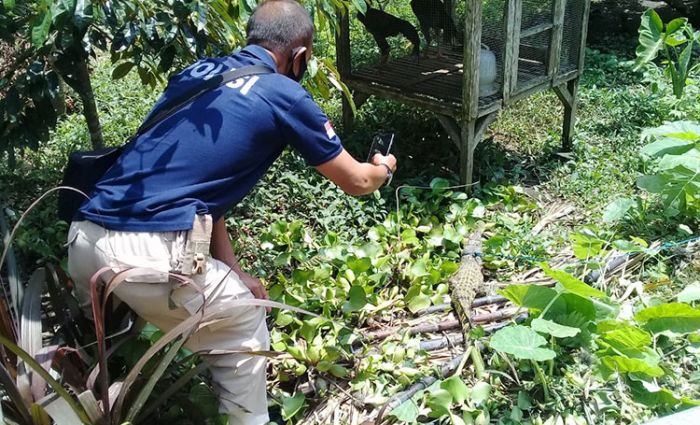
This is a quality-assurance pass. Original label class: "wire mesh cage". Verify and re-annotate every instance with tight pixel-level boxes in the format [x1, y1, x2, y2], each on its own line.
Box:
[560, 0, 586, 75]
[342, 0, 589, 112]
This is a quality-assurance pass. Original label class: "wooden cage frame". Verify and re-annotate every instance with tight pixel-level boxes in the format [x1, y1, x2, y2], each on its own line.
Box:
[336, 0, 592, 184]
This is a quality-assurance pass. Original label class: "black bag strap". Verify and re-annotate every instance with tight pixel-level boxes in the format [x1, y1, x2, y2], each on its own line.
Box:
[135, 64, 274, 137]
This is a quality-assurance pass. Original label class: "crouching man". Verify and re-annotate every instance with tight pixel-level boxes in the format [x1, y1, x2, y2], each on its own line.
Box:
[66, 0, 396, 423]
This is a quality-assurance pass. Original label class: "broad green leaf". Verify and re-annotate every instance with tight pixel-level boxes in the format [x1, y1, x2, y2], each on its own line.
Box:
[31, 12, 52, 46]
[407, 294, 431, 313]
[641, 138, 696, 158]
[347, 257, 371, 273]
[678, 284, 700, 303]
[635, 303, 700, 335]
[343, 285, 366, 312]
[541, 264, 606, 299]
[635, 303, 700, 322]
[658, 150, 700, 173]
[112, 61, 135, 80]
[351, 0, 367, 14]
[282, 392, 305, 420]
[637, 175, 666, 194]
[531, 318, 580, 338]
[441, 376, 469, 404]
[498, 284, 562, 311]
[389, 398, 420, 422]
[489, 325, 556, 361]
[642, 121, 700, 142]
[409, 258, 431, 278]
[635, 9, 665, 69]
[603, 198, 636, 223]
[469, 381, 491, 406]
[3, 0, 15, 10]
[427, 388, 452, 416]
[599, 324, 652, 350]
[430, 178, 450, 191]
[571, 231, 604, 259]
[600, 356, 664, 377]
[329, 364, 348, 378]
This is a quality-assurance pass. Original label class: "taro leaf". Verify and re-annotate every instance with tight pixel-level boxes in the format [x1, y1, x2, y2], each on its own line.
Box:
[498, 284, 563, 312]
[629, 381, 682, 408]
[531, 318, 580, 338]
[426, 388, 452, 417]
[678, 284, 700, 303]
[635, 9, 665, 69]
[541, 264, 605, 299]
[600, 356, 664, 377]
[641, 137, 696, 158]
[489, 325, 556, 361]
[642, 121, 700, 144]
[637, 175, 666, 194]
[561, 293, 598, 321]
[281, 392, 305, 421]
[635, 303, 700, 334]
[599, 324, 652, 350]
[441, 376, 469, 404]
[602, 198, 636, 223]
[469, 381, 491, 406]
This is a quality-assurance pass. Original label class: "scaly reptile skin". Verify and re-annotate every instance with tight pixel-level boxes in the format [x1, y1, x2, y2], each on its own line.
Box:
[450, 223, 486, 345]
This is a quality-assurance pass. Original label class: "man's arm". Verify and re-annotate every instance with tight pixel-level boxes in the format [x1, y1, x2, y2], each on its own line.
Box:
[210, 217, 270, 308]
[315, 149, 397, 196]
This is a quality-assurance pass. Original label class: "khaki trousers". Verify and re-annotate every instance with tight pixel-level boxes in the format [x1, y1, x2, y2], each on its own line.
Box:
[67, 220, 270, 425]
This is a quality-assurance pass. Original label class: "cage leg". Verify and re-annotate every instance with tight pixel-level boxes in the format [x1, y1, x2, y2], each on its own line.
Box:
[554, 78, 579, 151]
[458, 113, 498, 187]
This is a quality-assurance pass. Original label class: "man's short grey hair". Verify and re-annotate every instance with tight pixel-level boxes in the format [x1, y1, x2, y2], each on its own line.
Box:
[246, 0, 314, 55]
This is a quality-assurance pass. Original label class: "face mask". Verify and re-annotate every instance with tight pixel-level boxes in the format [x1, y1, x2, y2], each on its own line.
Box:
[286, 47, 308, 82]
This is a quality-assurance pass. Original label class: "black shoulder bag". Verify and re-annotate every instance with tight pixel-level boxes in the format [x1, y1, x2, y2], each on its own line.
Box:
[57, 64, 273, 222]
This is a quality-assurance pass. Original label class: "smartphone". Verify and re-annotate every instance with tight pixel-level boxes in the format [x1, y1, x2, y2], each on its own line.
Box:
[367, 132, 394, 162]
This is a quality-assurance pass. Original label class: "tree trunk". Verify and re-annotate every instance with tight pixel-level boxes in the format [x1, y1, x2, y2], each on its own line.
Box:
[73, 55, 104, 150]
[56, 53, 104, 150]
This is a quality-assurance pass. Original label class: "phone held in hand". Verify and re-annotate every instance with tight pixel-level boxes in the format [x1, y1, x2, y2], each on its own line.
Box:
[367, 132, 394, 162]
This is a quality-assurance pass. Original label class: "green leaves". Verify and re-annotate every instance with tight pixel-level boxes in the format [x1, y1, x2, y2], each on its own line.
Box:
[541, 264, 606, 299]
[531, 318, 581, 338]
[31, 12, 52, 46]
[635, 9, 700, 98]
[281, 392, 305, 421]
[635, 303, 700, 335]
[600, 356, 664, 378]
[490, 325, 556, 361]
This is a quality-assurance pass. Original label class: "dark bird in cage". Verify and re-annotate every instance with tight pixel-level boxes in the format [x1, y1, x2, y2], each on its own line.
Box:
[410, 0, 461, 55]
[357, 7, 421, 64]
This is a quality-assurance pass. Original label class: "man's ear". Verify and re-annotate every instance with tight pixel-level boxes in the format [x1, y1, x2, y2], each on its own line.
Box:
[292, 46, 308, 76]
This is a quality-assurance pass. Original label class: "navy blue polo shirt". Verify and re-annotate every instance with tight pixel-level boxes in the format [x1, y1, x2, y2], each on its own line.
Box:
[76, 45, 343, 231]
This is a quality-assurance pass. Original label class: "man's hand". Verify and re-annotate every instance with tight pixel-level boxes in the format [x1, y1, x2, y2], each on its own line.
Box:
[371, 153, 397, 173]
[238, 271, 271, 313]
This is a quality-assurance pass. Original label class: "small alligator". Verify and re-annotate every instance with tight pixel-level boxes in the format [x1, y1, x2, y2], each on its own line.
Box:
[449, 222, 490, 347]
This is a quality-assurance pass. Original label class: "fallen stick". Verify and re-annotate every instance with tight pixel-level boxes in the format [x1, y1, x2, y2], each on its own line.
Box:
[419, 313, 529, 352]
[418, 294, 509, 315]
[374, 352, 468, 424]
[367, 308, 521, 342]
